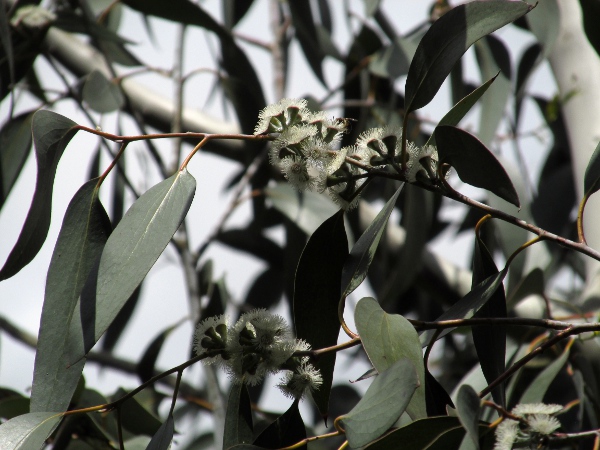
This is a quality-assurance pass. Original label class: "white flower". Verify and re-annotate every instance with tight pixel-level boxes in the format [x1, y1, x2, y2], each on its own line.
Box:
[512, 403, 562, 417]
[279, 155, 313, 191]
[269, 125, 317, 166]
[406, 144, 441, 183]
[528, 415, 561, 435]
[494, 419, 519, 450]
[255, 98, 308, 134]
[193, 314, 230, 364]
[278, 362, 323, 399]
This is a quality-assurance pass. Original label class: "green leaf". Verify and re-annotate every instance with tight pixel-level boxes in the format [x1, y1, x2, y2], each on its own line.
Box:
[31, 178, 111, 413]
[355, 297, 426, 419]
[420, 268, 508, 346]
[0, 110, 78, 281]
[584, 140, 600, 196]
[581, 0, 600, 58]
[145, 414, 174, 450]
[82, 70, 125, 113]
[223, 0, 255, 29]
[289, 0, 325, 85]
[365, 417, 462, 449]
[519, 342, 571, 404]
[137, 324, 177, 384]
[404, 0, 531, 112]
[434, 125, 520, 207]
[0, 412, 63, 450]
[253, 400, 306, 448]
[294, 210, 348, 418]
[472, 237, 506, 408]
[223, 383, 253, 449]
[341, 184, 403, 298]
[339, 359, 419, 449]
[369, 38, 410, 79]
[118, 390, 163, 437]
[526, 0, 559, 58]
[0, 112, 33, 209]
[265, 183, 338, 235]
[426, 74, 498, 147]
[67, 170, 196, 363]
[456, 385, 481, 449]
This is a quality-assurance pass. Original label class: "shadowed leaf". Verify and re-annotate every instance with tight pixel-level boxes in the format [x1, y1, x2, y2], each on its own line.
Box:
[82, 70, 124, 113]
[456, 385, 481, 449]
[365, 416, 462, 449]
[0, 112, 33, 210]
[584, 140, 600, 196]
[0, 110, 78, 281]
[253, 400, 305, 449]
[223, 383, 253, 449]
[435, 125, 520, 207]
[146, 414, 174, 450]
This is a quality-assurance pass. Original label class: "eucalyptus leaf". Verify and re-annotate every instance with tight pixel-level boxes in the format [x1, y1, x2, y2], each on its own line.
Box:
[584, 139, 600, 196]
[289, 0, 325, 85]
[223, 383, 253, 449]
[0, 110, 78, 281]
[31, 178, 111, 413]
[294, 210, 348, 418]
[456, 385, 481, 449]
[341, 184, 403, 298]
[365, 416, 462, 449]
[434, 125, 520, 207]
[405, 0, 531, 112]
[340, 359, 419, 448]
[0, 412, 63, 450]
[0, 112, 33, 209]
[355, 297, 426, 419]
[82, 70, 124, 113]
[67, 170, 196, 363]
[519, 342, 571, 404]
[253, 400, 305, 448]
[145, 414, 174, 450]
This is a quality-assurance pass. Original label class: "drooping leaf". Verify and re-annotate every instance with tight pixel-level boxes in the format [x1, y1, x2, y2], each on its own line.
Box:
[514, 42, 542, 127]
[339, 359, 419, 449]
[507, 268, 544, 311]
[253, 400, 305, 449]
[420, 268, 508, 346]
[341, 184, 403, 298]
[472, 236, 506, 407]
[244, 267, 284, 310]
[137, 324, 177, 384]
[425, 369, 455, 416]
[404, 0, 531, 112]
[0, 112, 33, 210]
[0, 412, 63, 450]
[456, 385, 481, 449]
[82, 70, 125, 113]
[118, 390, 163, 437]
[223, 0, 255, 29]
[67, 170, 196, 363]
[265, 183, 338, 235]
[294, 210, 348, 418]
[434, 125, 520, 207]
[355, 297, 426, 419]
[581, 0, 600, 58]
[223, 383, 253, 449]
[365, 416, 462, 450]
[216, 229, 283, 266]
[369, 38, 410, 80]
[0, 110, 78, 281]
[519, 341, 572, 404]
[145, 414, 174, 450]
[584, 140, 600, 196]
[101, 286, 142, 353]
[426, 74, 498, 147]
[30, 178, 111, 413]
[288, 0, 325, 84]
[526, 0, 559, 58]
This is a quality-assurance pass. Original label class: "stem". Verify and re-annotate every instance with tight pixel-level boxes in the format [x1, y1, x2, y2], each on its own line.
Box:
[578, 193, 589, 244]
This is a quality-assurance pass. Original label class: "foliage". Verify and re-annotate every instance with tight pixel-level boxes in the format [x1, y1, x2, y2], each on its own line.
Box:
[1, 0, 600, 449]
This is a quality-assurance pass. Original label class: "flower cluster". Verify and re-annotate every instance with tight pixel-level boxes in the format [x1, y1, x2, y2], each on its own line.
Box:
[494, 403, 562, 450]
[193, 309, 322, 399]
[256, 98, 442, 209]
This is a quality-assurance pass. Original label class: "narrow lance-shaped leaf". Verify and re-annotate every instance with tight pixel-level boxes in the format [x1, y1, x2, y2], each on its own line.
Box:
[341, 184, 403, 298]
[67, 170, 196, 363]
[31, 178, 111, 413]
[0, 112, 33, 209]
[0, 110, 78, 281]
[253, 400, 306, 448]
[456, 385, 481, 449]
[223, 383, 253, 449]
[339, 359, 419, 449]
[434, 125, 520, 207]
[294, 210, 348, 418]
[584, 139, 600, 196]
[0, 412, 64, 450]
[355, 297, 427, 419]
[405, 0, 532, 113]
[146, 414, 174, 450]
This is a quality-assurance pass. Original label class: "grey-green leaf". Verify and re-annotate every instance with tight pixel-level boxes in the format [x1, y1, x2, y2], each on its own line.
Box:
[0, 110, 78, 281]
[519, 343, 571, 404]
[67, 170, 196, 363]
[355, 297, 426, 419]
[434, 125, 520, 207]
[426, 74, 498, 147]
[223, 383, 253, 449]
[341, 184, 403, 298]
[0, 112, 33, 209]
[340, 358, 418, 448]
[82, 70, 124, 113]
[405, 0, 531, 112]
[365, 417, 462, 449]
[31, 178, 111, 413]
[145, 414, 174, 450]
[0, 412, 63, 450]
[456, 385, 481, 449]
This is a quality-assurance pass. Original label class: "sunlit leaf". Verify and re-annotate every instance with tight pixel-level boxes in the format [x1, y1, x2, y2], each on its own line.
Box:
[434, 125, 520, 207]
[405, 0, 531, 112]
[341, 184, 403, 298]
[294, 210, 348, 418]
[67, 170, 196, 363]
[223, 383, 253, 449]
[0, 110, 78, 281]
[31, 178, 111, 413]
[0, 412, 63, 450]
[355, 297, 426, 419]
[340, 359, 419, 449]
